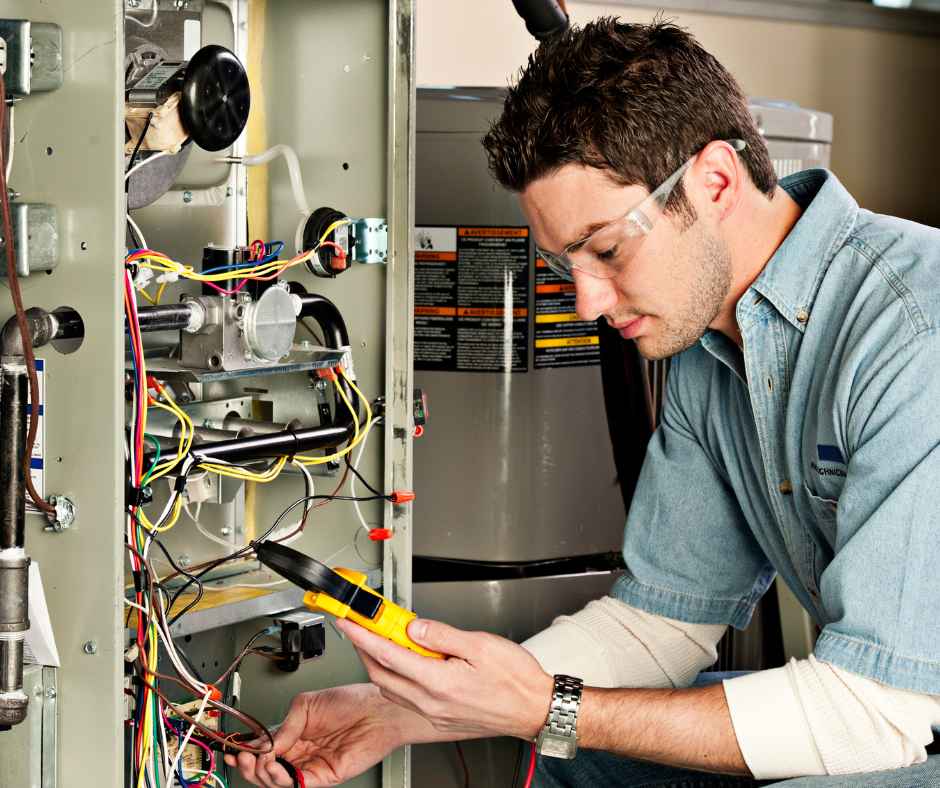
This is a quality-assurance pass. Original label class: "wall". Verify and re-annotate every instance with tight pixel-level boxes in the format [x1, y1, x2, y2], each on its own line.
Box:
[417, 0, 940, 225]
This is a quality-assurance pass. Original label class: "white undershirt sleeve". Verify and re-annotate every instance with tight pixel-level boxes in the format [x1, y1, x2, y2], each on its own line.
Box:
[521, 595, 726, 689]
[724, 656, 940, 779]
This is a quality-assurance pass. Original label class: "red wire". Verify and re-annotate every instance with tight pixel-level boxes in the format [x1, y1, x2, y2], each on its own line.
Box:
[523, 743, 536, 788]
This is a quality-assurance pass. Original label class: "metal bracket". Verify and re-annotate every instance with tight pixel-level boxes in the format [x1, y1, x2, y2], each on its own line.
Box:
[0, 21, 63, 96]
[0, 203, 59, 277]
[352, 218, 388, 264]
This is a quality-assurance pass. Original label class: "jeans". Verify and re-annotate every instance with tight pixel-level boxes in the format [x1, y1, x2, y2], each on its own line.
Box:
[533, 673, 940, 788]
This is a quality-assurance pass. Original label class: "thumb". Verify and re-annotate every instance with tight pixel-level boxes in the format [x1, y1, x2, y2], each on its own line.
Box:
[272, 694, 312, 752]
[407, 618, 474, 657]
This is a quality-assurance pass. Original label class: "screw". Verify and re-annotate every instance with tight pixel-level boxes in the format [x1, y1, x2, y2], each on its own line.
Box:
[225, 186, 233, 198]
[343, 65, 351, 73]
[178, 555, 192, 568]
[183, 191, 193, 204]
[220, 526, 232, 536]
[315, 379, 327, 392]
[82, 640, 97, 655]
[360, 340, 367, 349]
[127, 0, 141, 7]
[46, 688, 56, 700]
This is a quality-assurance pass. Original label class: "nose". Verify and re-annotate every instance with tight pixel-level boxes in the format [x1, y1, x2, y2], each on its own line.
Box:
[573, 270, 618, 321]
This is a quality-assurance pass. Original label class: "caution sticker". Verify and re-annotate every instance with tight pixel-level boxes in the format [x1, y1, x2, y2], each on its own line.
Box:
[414, 226, 529, 373]
[533, 259, 600, 368]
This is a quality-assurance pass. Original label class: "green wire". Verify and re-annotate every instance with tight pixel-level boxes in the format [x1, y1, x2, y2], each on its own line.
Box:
[142, 433, 162, 486]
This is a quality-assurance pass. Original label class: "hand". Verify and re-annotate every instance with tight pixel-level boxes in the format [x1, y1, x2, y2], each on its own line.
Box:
[336, 617, 554, 741]
[224, 683, 427, 787]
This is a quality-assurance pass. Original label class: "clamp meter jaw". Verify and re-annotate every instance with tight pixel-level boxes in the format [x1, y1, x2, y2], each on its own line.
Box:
[254, 541, 443, 659]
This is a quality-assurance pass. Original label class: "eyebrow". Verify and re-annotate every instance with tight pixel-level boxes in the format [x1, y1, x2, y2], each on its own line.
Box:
[560, 217, 619, 252]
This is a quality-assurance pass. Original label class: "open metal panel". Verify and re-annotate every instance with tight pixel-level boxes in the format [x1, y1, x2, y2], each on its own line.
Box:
[0, 1, 415, 786]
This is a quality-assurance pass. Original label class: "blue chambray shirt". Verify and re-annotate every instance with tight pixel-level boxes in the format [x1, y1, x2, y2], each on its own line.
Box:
[612, 169, 940, 693]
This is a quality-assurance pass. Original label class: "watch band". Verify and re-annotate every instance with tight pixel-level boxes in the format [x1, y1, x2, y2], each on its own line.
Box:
[536, 674, 583, 759]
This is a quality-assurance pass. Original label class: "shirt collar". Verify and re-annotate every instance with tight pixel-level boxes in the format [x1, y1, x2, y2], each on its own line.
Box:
[746, 169, 858, 333]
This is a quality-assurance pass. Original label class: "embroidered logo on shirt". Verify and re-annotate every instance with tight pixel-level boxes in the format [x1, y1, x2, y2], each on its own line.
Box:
[811, 444, 846, 477]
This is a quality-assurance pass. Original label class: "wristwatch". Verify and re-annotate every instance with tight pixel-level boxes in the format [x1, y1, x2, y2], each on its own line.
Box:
[535, 674, 583, 759]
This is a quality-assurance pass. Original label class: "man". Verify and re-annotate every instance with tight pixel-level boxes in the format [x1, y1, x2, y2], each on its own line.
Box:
[229, 18, 940, 787]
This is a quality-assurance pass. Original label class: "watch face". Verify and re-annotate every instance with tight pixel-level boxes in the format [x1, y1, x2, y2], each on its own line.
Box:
[539, 732, 577, 760]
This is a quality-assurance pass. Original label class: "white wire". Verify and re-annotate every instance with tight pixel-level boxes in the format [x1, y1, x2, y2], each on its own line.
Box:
[182, 499, 232, 548]
[5, 106, 14, 182]
[168, 689, 210, 787]
[184, 460, 313, 548]
[236, 145, 310, 252]
[182, 772, 226, 788]
[126, 0, 159, 28]
[351, 418, 382, 533]
[223, 578, 288, 589]
[157, 696, 171, 783]
[126, 149, 172, 181]
[127, 213, 148, 250]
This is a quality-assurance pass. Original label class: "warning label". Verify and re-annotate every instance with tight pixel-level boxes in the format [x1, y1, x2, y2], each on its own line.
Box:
[534, 258, 600, 368]
[415, 227, 529, 373]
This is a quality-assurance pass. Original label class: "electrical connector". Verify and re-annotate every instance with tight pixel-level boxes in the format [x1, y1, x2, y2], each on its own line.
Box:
[389, 490, 415, 504]
[368, 528, 392, 541]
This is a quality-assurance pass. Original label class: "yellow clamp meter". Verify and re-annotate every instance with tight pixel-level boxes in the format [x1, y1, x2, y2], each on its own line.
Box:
[255, 540, 443, 659]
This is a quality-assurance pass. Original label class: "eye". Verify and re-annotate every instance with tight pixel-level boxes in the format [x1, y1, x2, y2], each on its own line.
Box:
[597, 246, 618, 261]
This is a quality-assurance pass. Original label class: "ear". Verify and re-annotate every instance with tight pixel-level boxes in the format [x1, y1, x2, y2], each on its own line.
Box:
[695, 140, 744, 222]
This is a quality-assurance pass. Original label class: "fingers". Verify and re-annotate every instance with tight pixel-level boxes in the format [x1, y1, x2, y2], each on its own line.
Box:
[273, 692, 312, 751]
[358, 650, 426, 717]
[406, 618, 481, 659]
[336, 618, 453, 685]
[232, 749, 294, 788]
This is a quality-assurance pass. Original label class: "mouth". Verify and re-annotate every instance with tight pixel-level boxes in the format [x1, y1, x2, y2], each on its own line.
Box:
[609, 316, 647, 340]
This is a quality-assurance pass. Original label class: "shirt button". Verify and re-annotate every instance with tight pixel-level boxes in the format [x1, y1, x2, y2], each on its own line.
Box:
[796, 308, 810, 324]
[778, 480, 793, 495]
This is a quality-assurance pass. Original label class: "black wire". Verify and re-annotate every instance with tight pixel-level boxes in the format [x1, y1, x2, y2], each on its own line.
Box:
[454, 741, 471, 788]
[510, 740, 523, 787]
[126, 112, 153, 176]
[344, 453, 383, 497]
[149, 535, 207, 627]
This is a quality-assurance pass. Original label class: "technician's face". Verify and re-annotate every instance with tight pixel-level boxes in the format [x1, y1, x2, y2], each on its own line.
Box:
[520, 164, 731, 360]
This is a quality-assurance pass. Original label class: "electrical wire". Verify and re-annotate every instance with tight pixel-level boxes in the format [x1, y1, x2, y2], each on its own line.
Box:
[454, 741, 470, 788]
[523, 743, 536, 788]
[127, 112, 154, 176]
[126, 0, 160, 28]
[350, 418, 382, 532]
[5, 104, 13, 182]
[0, 69, 54, 515]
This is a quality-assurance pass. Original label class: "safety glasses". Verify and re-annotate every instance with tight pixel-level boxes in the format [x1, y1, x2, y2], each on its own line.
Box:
[535, 139, 746, 281]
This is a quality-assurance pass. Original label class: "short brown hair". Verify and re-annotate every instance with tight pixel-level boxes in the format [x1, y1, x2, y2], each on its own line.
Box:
[482, 18, 777, 217]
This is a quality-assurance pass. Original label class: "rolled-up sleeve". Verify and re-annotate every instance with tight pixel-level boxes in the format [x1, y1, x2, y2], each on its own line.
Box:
[612, 352, 775, 630]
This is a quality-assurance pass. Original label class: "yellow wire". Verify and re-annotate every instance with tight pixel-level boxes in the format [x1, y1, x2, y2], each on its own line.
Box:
[154, 282, 167, 304]
[198, 454, 287, 483]
[128, 218, 351, 288]
[295, 369, 373, 465]
[147, 385, 195, 481]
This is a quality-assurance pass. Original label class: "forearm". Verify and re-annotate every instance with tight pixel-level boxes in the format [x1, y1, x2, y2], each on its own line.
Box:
[578, 682, 749, 775]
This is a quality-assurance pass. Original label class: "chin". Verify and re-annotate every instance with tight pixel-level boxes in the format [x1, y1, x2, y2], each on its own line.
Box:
[634, 332, 698, 361]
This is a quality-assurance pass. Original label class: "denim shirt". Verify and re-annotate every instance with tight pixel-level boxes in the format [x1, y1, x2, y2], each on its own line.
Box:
[612, 169, 940, 693]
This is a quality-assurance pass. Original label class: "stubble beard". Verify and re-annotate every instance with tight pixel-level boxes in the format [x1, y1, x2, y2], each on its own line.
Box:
[635, 224, 732, 361]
